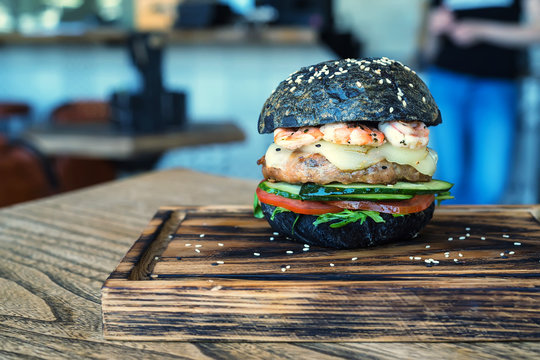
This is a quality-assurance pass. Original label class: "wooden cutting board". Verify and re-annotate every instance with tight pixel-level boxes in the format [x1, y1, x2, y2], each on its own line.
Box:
[101, 205, 540, 341]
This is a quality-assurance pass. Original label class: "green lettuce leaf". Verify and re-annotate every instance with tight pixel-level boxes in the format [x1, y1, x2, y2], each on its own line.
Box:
[313, 209, 385, 229]
[253, 193, 264, 218]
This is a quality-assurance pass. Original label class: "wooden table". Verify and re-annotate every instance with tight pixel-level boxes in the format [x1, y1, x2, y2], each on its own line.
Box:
[23, 122, 245, 160]
[0, 169, 538, 359]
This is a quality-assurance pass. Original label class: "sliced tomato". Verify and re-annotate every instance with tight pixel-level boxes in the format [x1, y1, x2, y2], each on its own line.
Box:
[256, 187, 343, 215]
[256, 187, 434, 215]
[327, 194, 435, 214]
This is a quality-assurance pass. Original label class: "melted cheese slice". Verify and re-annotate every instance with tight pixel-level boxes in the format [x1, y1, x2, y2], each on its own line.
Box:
[265, 140, 437, 176]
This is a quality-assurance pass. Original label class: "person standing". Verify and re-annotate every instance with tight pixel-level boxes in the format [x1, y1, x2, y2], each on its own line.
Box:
[424, 0, 540, 204]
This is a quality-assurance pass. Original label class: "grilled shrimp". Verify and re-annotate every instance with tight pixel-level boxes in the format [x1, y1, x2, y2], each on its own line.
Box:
[274, 126, 324, 150]
[378, 121, 429, 149]
[320, 122, 385, 146]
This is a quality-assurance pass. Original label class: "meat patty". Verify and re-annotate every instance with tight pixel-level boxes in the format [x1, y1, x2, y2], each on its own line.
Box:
[258, 153, 431, 185]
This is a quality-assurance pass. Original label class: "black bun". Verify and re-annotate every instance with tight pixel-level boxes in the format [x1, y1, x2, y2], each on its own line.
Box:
[258, 57, 441, 134]
[260, 202, 435, 249]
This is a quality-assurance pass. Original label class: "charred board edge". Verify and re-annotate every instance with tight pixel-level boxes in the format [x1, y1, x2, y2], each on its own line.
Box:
[128, 210, 187, 280]
[102, 277, 540, 342]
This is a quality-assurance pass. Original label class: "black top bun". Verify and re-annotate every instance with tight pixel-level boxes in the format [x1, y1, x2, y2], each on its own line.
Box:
[260, 202, 435, 249]
[258, 57, 441, 134]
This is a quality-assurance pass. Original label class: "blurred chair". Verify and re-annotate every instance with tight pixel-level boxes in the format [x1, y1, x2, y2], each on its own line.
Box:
[52, 101, 111, 124]
[0, 102, 31, 135]
[0, 136, 56, 207]
[50, 100, 117, 192]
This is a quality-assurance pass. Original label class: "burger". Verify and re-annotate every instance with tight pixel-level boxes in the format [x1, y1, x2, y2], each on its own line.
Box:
[254, 57, 453, 249]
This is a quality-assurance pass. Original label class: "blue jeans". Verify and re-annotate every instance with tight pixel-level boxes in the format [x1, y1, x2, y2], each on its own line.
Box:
[427, 67, 518, 205]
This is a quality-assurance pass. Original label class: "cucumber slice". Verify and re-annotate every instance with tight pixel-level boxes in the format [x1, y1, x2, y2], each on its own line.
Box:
[300, 179, 453, 197]
[258, 181, 302, 199]
[299, 193, 413, 201]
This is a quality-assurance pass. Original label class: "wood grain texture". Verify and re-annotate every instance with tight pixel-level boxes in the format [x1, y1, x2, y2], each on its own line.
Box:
[1, 169, 539, 359]
[102, 205, 540, 342]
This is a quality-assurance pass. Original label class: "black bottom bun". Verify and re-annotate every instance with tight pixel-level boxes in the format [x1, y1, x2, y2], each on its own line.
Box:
[260, 202, 435, 249]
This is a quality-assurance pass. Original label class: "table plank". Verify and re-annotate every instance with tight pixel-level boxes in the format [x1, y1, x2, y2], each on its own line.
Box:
[0, 169, 539, 359]
[23, 122, 245, 159]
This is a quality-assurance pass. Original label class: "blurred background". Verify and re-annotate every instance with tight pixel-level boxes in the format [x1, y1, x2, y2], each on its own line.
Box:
[0, 0, 538, 207]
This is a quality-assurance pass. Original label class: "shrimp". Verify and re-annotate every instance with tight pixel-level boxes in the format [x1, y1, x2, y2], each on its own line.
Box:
[378, 121, 429, 149]
[274, 126, 324, 150]
[320, 122, 385, 146]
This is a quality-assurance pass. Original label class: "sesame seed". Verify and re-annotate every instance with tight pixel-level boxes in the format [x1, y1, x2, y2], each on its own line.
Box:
[374, 69, 381, 75]
[425, 245, 430, 248]
[329, 75, 335, 79]
[281, 268, 286, 272]
[459, 236, 466, 240]
[514, 242, 521, 246]
[389, 107, 394, 113]
[414, 256, 421, 260]
[445, 254, 450, 258]
[509, 251, 515, 255]
[409, 256, 413, 260]
[200, 234, 205, 238]
[154, 256, 159, 260]
[402, 100, 407, 107]
[286, 250, 293, 254]
[465, 227, 471, 231]
[365, 67, 370, 71]
[356, 81, 362, 87]
[290, 87, 296, 92]
[218, 243, 224, 246]
[195, 244, 202, 248]
[351, 257, 358, 261]
[422, 96, 426, 103]
[480, 237, 486, 240]
[385, 78, 391, 84]
[502, 234, 510, 238]
[217, 261, 224, 264]
[254, 252, 260, 256]
[273, 232, 279, 236]
[286, 265, 291, 269]
[454, 259, 459, 262]
[330, 263, 335, 267]
[379, 79, 384, 84]
[150, 274, 158, 278]
[500, 252, 505, 257]
[334, 61, 339, 65]
[303, 248, 309, 251]
[308, 78, 313, 83]
[458, 253, 463, 257]
[448, 237, 453, 241]
[185, 243, 192, 247]
[466, 233, 470, 237]
[404, 66, 411, 71]
[195, 249, 201, 253]
[309, 66, 313, 71]
[408, 83, 414, 88]
[360, 65, 365, 70]
[270, 237, 275, 241]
